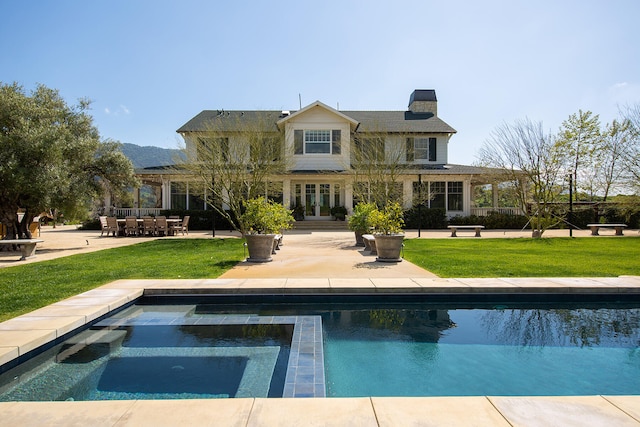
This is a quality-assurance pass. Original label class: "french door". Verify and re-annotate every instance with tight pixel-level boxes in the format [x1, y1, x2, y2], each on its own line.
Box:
[305, 183, 331, 219]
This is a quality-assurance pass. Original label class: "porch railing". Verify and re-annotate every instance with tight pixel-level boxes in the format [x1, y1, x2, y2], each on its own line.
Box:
[113, 208, 163, 217]
[470, 207, 524, 216]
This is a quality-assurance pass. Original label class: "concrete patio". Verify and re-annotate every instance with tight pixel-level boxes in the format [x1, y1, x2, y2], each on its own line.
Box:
[0, 225, 639, 426]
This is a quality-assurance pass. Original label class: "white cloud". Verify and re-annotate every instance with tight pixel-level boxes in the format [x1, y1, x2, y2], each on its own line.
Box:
[104, 105, 131, 116]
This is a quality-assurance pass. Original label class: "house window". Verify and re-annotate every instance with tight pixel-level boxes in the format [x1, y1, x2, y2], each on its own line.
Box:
[414, 138, 437, 161]
[305, 130, 331, 154]
[447, 181, 463, 211]
[171, 182, 187, 210]
[430, 182, 445, 209]
[188, 182, 206, 210]
[355, 138, 385, 163]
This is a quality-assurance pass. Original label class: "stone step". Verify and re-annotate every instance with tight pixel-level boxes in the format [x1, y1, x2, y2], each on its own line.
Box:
[292, 220, 349, 230]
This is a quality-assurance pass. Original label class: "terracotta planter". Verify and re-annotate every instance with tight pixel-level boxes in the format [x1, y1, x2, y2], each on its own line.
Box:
[374, 234, 404, 262]
[245, 234, 275, 262]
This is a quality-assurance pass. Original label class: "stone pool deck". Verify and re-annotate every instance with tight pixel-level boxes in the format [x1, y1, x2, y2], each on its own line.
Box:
[2, 277, 640, 426]
[1, 227, 639, 425]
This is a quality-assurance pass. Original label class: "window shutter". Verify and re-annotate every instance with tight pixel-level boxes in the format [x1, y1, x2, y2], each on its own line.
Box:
[332, 130, 341, 155]
[294, 130, 303, 154]
[406, 138, 414, 161]
[429, 137, 437, 162]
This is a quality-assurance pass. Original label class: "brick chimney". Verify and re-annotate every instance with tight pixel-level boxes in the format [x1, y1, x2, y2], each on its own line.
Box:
[408, 89, 437, 115]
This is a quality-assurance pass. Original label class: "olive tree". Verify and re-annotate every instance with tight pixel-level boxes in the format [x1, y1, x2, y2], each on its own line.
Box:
[0, 82, 137, 239]
[478, 119, 566, 237]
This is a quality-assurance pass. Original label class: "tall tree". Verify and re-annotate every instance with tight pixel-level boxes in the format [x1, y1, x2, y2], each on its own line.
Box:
[0, 82, 138, 239]
[350, 129, 406, 207]
[621, 103, 640, 193]
[556, 110, 601, 200]
[593, 118, 632, 201]
[178, 112, 290, 234]
[478, 119, 566, 237]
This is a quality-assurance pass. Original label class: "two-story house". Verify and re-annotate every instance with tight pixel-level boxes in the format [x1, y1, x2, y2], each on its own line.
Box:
[131, 90, 505, 220]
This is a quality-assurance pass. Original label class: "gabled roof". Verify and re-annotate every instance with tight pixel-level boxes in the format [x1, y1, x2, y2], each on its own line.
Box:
[177, 110, 283, 133]
[177, 104, 456, 135]
[276, 101, 359, 131]
[344, 111, 456, 134]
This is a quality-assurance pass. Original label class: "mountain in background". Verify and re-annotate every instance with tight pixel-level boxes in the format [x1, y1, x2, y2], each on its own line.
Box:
[120, 143, 184, 169]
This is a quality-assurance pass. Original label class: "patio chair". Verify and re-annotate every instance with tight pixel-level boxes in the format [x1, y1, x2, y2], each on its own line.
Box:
[141, 216, 156, 236]
[105, 216, 119, 237]
[124, 216, 139, 237]
[155, 216, 168, 236]
[176, 215, 190, 235]
[99, 216, 109, 236]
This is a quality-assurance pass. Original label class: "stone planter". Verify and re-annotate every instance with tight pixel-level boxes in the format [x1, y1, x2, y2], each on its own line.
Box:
[354, 231, 365, 247]
[374, 234, 404, 262]
[245, 234, 276, 262]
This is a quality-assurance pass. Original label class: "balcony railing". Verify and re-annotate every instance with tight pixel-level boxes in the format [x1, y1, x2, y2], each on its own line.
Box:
[470, 207, 524, 216]
[113, 208, 163, 218]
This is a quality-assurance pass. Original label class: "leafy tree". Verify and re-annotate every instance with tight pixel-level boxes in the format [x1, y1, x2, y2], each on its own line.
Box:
[593, 118, 632, 201]
[0, 82, 138, 239]
[178, 112, 290, 234]
[621, 103, 640, 193]
[556, 110, 601, 200]
[350, 128, 406, 207]
[478, 119, 566, 237]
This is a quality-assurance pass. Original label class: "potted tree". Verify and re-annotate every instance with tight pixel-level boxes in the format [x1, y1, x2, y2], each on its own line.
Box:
[347, 202, 376, 246]
[330, 205, 348, 221]
[369, 201, 405, 262]
[241, 197, 294, 262]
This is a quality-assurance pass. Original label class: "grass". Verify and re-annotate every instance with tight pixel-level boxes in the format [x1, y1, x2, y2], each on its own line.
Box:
[0, 238, 245, 322]
[403, 237, 640, 278]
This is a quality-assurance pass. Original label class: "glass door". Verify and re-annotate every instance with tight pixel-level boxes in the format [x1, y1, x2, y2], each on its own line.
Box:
[304, 183, 332, 219]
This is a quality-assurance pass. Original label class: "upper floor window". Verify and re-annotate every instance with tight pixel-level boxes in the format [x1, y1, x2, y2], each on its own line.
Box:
[305, 130, 331, 153]
[406, 137, 437, 162]
[294, 129, 341, 155]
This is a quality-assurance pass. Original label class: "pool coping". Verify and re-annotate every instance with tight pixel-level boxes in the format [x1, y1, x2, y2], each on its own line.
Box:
[1, 276, 640, 426]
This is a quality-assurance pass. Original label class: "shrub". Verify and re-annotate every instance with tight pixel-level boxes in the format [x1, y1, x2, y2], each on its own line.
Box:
[403, 207, 447, 229]
[348, 202, 377, 233]
[369, 202, 405, 235]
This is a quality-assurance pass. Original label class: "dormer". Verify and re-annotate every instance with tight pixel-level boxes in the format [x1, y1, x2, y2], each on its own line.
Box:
[408, 89, 437, 115]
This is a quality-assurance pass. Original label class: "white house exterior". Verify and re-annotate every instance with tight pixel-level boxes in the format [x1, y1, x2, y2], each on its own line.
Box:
[130, 90, 506, 219]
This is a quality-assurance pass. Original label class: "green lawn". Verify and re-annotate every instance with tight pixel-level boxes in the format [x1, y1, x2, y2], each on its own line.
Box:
[0, 239, 245, 322]
[403, 237, 640, 278]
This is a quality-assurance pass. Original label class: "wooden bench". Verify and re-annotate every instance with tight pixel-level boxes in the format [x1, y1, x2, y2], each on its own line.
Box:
[0, 239, 44, 260]
[447, 225, 485, 237]
[586, 224, 627, 236]
[362, 234, 377, 254]
[272, 234, 283, 253]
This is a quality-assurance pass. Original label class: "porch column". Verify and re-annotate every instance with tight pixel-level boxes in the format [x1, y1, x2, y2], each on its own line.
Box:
[282, 179, 291, 208]
[463, 179, 472, 216]
[345, 182, 354, 212]
[403, 178, 413, 209]
[161, 178, 171, 210]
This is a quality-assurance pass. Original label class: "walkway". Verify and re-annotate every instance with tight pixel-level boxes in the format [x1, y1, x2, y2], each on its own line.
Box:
[1, 225, 639, 426]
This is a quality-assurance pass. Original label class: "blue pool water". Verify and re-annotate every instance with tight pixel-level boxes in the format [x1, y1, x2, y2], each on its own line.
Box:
[1, 299, 639, 400]
[322, 307, 640, 396]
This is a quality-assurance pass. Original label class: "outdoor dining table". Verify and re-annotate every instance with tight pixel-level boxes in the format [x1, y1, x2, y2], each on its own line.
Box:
[115, 218, 181, 236]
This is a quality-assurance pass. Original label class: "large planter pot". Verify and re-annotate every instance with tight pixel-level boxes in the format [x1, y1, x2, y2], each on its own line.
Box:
[354, 231, 365, 247]
[374, 234, 404, 262]
[245, 234, 275, 263]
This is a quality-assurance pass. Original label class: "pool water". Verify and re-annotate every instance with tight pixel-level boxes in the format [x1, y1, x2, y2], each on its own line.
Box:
[1, 300, 639, 400]
[321, 307, 640, 396]
[0, 305, 295, 401]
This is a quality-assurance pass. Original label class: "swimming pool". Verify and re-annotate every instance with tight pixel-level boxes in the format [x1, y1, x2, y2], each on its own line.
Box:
[1, 297, 639, 400]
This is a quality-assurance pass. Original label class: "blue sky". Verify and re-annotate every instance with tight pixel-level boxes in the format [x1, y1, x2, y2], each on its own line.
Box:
[2, 1, 639, 165]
